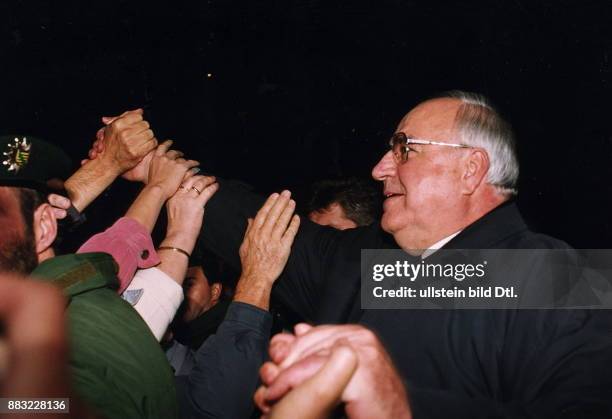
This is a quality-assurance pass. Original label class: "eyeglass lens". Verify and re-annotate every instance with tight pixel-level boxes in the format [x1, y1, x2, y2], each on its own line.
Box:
[390, 132, 408, 163]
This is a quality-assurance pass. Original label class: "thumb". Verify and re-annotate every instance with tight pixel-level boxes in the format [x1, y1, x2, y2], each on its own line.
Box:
[245, 218, 254, 235]
[101, 116, 116, 125]
[268, 343, 358, 419]
[102, 108, 143, 125]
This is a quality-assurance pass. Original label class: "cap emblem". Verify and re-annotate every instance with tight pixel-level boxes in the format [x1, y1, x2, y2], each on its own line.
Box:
[2, 137, 31, 173]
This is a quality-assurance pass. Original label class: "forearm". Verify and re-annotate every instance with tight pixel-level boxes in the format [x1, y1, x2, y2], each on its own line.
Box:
[156, 252, 189, 286]
[122, 268, 184, 341]
[176, 302, 272, 419]
[234, 276, 273, 311]
[157, 233, 197, 285]
[124, 184, 166, 232]
[78, 217, 160, 293]
[200, 179, 343, 321]
[64, 158, 121, 212]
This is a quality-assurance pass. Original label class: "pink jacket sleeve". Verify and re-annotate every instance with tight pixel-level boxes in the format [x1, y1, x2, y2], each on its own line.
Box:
[78, 217, 161, 293]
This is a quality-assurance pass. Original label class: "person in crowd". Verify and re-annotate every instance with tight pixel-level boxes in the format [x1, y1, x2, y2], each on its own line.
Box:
[165, 247, 235, 375]
[307, 177, 380, 229]
[170, 191, 299, 419]
[74, 139, 216, 343]
[0, 113, 207, 419]
[82, 112, 304, 418]
[185, 91, 612, 418]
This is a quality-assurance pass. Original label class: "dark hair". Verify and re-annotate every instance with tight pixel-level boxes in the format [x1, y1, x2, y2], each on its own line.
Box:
[189, 244, 237, 289]
[308, 177, 381, 226]
[17, 187, 46, 240]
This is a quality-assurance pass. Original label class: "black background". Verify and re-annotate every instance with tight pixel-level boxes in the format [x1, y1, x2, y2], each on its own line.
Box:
[1, 0, 611, 248]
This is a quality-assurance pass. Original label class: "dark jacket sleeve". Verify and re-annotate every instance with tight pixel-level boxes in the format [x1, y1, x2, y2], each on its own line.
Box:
[200, 178, 367, 321]
[175, 302, 272, 419]
[199, 180, 264, 274]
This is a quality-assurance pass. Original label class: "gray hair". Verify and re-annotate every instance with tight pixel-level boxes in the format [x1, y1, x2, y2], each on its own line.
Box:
[442, 90, 519, 196]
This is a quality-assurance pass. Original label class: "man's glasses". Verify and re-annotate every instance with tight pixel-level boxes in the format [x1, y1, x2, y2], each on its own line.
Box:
[389, 132, 473, 164]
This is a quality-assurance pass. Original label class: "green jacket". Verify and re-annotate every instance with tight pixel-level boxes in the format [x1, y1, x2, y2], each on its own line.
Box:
[33, 253, 178, 419]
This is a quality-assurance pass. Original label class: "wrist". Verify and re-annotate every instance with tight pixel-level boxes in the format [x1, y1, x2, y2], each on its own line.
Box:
[161, 232, 197, 254]
[140, 184, 166, 204]
[234, 280, 272, 311]
[238, 269, 276, 288]
[157, 246, 191, 258]
[146, 181, 173, 200]
[96, 153, 124, 177]
[63, 178, 82, 210]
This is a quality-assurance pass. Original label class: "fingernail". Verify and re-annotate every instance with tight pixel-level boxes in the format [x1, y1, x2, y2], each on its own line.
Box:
[271, 193, 279, 199]
[281, 190, 290, 197]
[191, 168, 201, 174]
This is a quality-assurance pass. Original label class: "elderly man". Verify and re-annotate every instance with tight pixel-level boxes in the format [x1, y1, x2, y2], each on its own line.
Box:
[195, 91, 612, 418]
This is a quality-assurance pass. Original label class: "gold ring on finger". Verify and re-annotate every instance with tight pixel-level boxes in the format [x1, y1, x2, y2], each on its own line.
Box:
[191, 186, 202, 194]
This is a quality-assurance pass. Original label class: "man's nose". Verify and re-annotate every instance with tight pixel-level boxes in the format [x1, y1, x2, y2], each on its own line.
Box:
[372, 151, 397, 181]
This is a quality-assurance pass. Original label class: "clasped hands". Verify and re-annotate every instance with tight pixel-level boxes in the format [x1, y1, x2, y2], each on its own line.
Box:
[255, 323, 412, 419]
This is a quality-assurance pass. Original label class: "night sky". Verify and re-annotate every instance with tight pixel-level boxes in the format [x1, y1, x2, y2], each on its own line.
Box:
[1, 0, 611, 248]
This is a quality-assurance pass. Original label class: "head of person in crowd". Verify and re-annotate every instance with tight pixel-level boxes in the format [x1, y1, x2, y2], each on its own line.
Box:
[1, 110, 157, 274]
[371, 90, 518, 252]
[171, 245, 237, 349]
[0, 135, 72, 274]
[182, 247, 232, 322]
[307, 177, 381, 230]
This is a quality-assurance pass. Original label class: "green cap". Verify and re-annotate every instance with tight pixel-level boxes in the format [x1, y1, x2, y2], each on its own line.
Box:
[0, 135, 72, 191]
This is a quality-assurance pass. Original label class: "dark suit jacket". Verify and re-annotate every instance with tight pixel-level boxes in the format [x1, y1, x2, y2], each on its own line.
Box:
[201, 179, 612, 419]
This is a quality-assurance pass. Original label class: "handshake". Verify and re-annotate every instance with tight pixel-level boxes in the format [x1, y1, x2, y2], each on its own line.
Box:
[54, 109, 219, 264]
[79, 107, 219, 205]
[82, 108, 193, 187]
[256, 323, 411, 419]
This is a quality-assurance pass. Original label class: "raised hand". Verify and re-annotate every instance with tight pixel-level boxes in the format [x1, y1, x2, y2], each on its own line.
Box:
[147, 140, 200, 201]
[83, 128, 158, 184]
[82, 109, 157, 176]
[164, 175, 219, 255]
[238, 191, 300, 286]
[121, 151, 154, 183]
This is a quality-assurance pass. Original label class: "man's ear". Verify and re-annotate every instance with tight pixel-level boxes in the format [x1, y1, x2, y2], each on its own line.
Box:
[33, 203, 58, 258]
[461, 148, 490, 195]
[210, 283, 222, 305]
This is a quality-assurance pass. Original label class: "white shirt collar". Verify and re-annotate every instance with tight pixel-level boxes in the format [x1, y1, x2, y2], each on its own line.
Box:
[421, 230, 462, 259]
